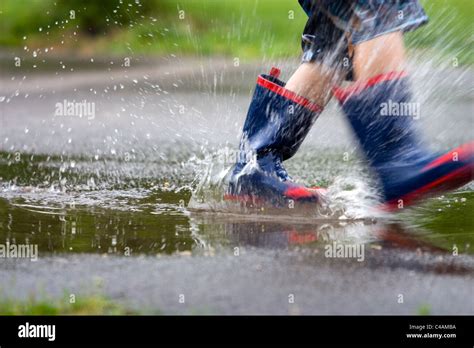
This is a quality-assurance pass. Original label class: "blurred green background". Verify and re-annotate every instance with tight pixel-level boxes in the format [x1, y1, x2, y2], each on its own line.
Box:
[0, 0, 472, 64]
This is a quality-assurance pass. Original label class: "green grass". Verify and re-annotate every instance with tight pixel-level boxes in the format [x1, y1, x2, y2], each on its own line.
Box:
[0, 0, 307, 60]
[417, 304, 432, 315]
[399, 191, 474, 254]
[0, 0, 472, 62]
[0, 294, 135, 315]
[111, 0, 308, 59]
[406, 0, 474, 65]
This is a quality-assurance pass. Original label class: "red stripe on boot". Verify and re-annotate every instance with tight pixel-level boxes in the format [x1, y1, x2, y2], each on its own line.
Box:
[284, 186, 318, 199]
[332, 71, 408, 103]
[422, 141, 474, 172]
[257, 76, 322, 113]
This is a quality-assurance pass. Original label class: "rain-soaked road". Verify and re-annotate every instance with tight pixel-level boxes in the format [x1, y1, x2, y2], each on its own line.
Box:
[0, 55, 473, 314]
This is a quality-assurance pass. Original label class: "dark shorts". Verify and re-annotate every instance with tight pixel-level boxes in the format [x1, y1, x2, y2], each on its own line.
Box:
[298, 0, 428, 79]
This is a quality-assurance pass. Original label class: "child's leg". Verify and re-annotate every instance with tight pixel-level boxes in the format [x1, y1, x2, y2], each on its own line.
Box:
[352, 32, 406, 81]
[286, 62, 343, 106]
[286, 31, 405, 107]
[286, 32, 405, 106]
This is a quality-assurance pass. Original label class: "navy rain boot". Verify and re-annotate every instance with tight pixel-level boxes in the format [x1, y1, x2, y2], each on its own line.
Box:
[333, 72, 474, 210]
[225, 67, 324, 207]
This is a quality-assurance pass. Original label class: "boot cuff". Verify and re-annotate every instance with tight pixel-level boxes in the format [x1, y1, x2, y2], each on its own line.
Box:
[332, 71, 408, 103]
[256, 68, 322, 113]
